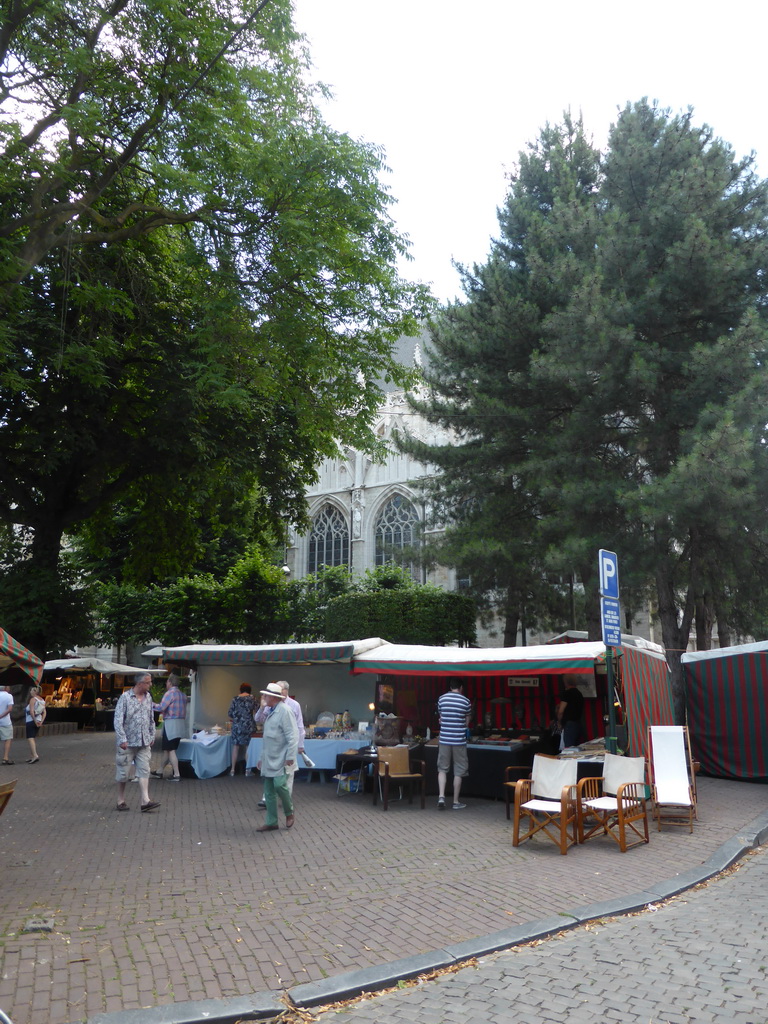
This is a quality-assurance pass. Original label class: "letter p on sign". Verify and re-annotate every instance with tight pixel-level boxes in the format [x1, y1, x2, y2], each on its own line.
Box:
[598, 549, 619, 599]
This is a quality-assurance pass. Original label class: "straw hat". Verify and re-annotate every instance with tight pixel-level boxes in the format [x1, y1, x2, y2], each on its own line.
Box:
[260, 682, 286, 699]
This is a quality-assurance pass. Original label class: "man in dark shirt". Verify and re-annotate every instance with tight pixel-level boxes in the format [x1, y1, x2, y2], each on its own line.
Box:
[557, 686, 585, 749]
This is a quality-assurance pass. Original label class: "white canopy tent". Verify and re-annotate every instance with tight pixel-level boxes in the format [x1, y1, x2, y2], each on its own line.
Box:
[43, 657, 150, 675]
[161, 638, 388, 732]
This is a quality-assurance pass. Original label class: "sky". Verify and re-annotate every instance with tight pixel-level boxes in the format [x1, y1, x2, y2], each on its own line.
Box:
[292, 0, 768, 302]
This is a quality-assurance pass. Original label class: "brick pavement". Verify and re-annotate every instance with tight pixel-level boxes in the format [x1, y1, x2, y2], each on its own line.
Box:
[314, 844, 768, 1024]
[0, 731, 766, 1024]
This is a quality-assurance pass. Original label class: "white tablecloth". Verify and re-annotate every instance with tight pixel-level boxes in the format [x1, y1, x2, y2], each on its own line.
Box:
[245, 737, 369, 771]
[177, 735, 232, 779]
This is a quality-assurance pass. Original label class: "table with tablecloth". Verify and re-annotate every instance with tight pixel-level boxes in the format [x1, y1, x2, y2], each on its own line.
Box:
[245, 737, 369, 776]
[177, 735, 232, 779]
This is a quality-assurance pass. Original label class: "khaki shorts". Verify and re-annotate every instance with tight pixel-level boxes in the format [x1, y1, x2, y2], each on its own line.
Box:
[437, 743, 468, 778]
[115, 745, 151, 781]
[0, 723, 13, 742]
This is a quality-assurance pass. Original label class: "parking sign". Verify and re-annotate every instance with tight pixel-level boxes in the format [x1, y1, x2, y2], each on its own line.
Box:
[598, 549, 619, 599]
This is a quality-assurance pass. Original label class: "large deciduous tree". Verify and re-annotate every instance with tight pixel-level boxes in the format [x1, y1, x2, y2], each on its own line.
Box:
[0, 0, 430, 655]
[404, 101, 768, 717]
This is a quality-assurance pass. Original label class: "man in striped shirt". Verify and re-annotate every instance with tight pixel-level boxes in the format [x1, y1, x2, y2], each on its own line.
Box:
[437, 680, 472, 810]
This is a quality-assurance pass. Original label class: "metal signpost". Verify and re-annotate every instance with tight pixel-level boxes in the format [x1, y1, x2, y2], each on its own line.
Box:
[598, 549, 620, 753]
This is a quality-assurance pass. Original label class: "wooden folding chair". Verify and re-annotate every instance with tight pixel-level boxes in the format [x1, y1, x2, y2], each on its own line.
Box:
[372, 747, 426, 811]
[504, 765, 533, 819]
[647, 725, 697, 832]
[578, 752, 649, 852]
[512, 754, 578, 855]
[0, 778, 18, 819]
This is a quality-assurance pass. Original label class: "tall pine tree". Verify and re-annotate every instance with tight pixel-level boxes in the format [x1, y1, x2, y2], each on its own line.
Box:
[404, 101, 768, 717]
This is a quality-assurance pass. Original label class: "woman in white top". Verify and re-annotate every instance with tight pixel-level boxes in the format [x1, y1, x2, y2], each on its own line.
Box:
[25, 685, 46, 763]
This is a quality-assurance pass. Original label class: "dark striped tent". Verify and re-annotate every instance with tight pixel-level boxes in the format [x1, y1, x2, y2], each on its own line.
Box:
[681, 641, 768, 781]
[547, 632, 673, 756]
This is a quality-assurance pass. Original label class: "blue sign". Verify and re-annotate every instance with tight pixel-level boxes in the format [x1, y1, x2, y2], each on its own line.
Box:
[598, 549, 619, 599]
[601, 596, 622, 647]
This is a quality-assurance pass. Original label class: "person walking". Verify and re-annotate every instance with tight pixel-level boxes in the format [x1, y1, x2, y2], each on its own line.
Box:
[114, 672, 160, 812]
[152, 668, 188, 781]
[0, 684, 15, 765]
[255, 680, 304, 806]
[255, 682, 297, 832]
[227, 682, 256, 776]
[436, 679, 472, 810]
[25, 685, 46, 763]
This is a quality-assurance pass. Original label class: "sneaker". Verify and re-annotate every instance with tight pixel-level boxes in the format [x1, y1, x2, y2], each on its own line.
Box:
[437, 797, 446, 810]
[129, 777, 139, 783]
[150, 770, 164, 779]
[257, 799, 266, 808]
[452, 803, 466, 810]
[167, 775, 180, 782]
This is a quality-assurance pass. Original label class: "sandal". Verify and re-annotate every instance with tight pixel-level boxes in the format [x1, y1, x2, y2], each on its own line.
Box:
[116, 803, 130, 811]
[27, 757, 39, 764]
[2, 760, 15, 765]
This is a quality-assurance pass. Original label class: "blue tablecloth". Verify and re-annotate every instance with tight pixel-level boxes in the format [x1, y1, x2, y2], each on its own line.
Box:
[245, 737, 369, 771]
[177, 735, 232, 779]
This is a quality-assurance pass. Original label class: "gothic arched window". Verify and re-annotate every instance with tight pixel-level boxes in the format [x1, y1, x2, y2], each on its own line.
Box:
[308, 504, 349, 574]
[375, 494, 419, 577]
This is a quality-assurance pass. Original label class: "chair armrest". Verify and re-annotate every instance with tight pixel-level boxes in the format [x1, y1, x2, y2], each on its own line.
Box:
[514, 778, 532, 802]
[615, 781, 646, 804]
[505, 765, 531, 783]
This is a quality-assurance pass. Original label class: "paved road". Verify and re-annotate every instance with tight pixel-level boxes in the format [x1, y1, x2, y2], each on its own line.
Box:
[314, 845, 768, 1024]
[0, 731, 766, 1024]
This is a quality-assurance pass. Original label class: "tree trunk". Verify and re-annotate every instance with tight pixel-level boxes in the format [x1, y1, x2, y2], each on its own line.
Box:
[655, 561, 692, 725]
[694, 591, 714, 650]
[503, 606, 520, 647]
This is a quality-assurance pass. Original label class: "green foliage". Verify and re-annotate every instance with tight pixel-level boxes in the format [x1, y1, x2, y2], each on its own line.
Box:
[356, 564, 420, 591]
[96, 548, 290, 647]
[326, 589, 476, 646]
[0, 0, 432, 655]
[94, 557, 478, 648]
[283, 565, 354, 642]
[0, 557, 95, 658]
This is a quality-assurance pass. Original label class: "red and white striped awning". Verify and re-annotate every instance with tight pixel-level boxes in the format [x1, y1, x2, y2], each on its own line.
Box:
[0, 626, 44, 684]
[350, 641, 608, 677]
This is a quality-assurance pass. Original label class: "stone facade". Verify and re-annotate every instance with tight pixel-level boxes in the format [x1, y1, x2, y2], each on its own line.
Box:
[288, 384, 455, 590]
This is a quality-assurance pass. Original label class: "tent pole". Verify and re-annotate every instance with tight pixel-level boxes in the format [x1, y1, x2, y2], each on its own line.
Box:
[606, 648, 618, 754]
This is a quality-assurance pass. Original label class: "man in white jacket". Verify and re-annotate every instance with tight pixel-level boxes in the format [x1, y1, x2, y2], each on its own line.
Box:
[255, 682, 297, 832]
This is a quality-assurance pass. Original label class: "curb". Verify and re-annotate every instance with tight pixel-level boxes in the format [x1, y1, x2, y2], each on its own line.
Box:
[72, 808, 768, 1024]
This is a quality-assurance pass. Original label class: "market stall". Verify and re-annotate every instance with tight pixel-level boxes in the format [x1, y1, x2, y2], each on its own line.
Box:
[41, 657, 149, 729]
[351, 637, 673, 797]
[681, 640, 768, 781]
[160, 639, 387, 738]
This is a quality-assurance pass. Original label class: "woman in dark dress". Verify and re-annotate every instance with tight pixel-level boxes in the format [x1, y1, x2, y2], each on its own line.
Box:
[228, 683, 256, 776]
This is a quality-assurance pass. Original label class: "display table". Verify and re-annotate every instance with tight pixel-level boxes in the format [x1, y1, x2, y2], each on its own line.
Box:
[177, 735, 232, 779]
[44, 706, 95, 730]
[420, 739, 543, 799]
[245, 737, 369, 776]
[93, 709, 115, 731]
[559, 753, 606, 781]
[334, 749, 379, 795]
